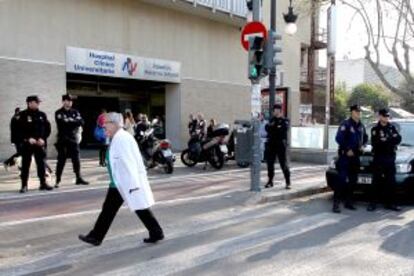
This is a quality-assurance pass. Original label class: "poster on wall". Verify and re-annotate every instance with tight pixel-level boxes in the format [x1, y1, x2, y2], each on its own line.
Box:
[261, 87, 288, 119]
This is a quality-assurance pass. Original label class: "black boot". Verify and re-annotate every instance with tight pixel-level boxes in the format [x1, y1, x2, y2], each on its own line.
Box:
[76, 176, 89, 185]
[332, 200, 341, 213]
[39, 183, 53, 191]
[265, 181, 274, 189]
[385, 205, 402, 212]
[79, 234, 102, 246]
[55, 177, 61, 188]
[19, 186, 28, 193]
[367, 203, 377, 212]
[344, 202, 357, 210]
[143, 233, 164, 244]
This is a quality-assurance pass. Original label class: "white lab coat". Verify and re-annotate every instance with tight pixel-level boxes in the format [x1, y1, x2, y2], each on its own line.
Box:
[108, 128, 155, 211]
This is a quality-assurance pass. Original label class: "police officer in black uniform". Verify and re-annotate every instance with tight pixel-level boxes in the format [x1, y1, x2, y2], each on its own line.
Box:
[55, 94, 89, 188]
[367, 108, 402, 212]
[3, 108, 22, 169]
[265, 104, 291, 189]
[333, 105, 368, 213]
[17, 96, 53, 193]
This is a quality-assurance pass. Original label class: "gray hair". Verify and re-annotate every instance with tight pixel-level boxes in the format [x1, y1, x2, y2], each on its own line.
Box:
[105, 112, 124, 127]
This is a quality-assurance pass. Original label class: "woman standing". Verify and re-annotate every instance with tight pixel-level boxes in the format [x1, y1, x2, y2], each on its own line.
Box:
[206, 118, 216, 139]
[79, 112, 164, 246]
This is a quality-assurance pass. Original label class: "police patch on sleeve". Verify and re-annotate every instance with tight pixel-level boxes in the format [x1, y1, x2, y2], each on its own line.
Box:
[372, 130, 376, 136]
[340, 125, 346, 131]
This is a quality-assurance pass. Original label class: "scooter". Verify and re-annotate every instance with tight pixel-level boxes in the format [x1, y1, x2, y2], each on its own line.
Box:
[137, 128, 175, 174]
[181, 124, 229, 170]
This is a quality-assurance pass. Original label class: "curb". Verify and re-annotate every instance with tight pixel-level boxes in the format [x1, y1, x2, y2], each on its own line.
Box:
[244, 185, 332, 205]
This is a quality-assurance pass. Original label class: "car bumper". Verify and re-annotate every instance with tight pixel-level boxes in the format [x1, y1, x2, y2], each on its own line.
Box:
[325, 169, 414, 188]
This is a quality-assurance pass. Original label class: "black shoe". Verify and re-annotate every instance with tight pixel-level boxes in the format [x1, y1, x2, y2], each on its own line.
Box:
[285, 183, 291, 190]
[344, 203, 357, 211]
[39, 184, 53, 191]
[78, 234, 101, 246]
[265, 182, 273, 189]
[143, 234, 164, 244]
[19, 186, 28, 193]
[76, 178, 89, 185]
[332, 203, 341, 213]
[55, 178, 61, 188]
[385, 205, 402, 212]
[367, 204, 377, 212]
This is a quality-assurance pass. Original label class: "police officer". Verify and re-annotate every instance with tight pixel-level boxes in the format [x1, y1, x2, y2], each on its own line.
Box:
[265, 104, 291, 189]
[55, 94, 89, 188]
[333, 105, 368, 213]
[367, 108, 401, 212]
[17, 96, 53, 193]
[3, 107, 22, 170]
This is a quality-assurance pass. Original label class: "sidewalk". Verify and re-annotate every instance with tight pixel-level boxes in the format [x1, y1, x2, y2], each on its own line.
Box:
[0, 154, 330, 201]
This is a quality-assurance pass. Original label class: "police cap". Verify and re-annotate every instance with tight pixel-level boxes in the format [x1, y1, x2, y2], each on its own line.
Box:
[350, 104, 361, 112]
[26, 95, 41, 103]
[62, 94, 73, 101]
[378, 108, 390, 117]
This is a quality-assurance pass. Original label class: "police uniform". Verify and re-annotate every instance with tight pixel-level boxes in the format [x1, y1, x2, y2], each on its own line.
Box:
[17, 96, 53, 193]
[265, 104, 291, 189]
[367, 109, 401, 211]
[55, 94, 88, 187]
[334, 105, 368, 212]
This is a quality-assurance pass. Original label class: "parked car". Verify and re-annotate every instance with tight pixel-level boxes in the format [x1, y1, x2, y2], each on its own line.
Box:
[326, 119, 414, 192]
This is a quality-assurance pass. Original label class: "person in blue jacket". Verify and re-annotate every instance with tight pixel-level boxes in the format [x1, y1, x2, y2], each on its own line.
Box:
[333, 104, 368, 213]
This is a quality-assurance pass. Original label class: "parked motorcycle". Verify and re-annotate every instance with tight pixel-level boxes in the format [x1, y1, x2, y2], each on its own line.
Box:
[181, 124, 229, 169]
[137, 128, 175, 174]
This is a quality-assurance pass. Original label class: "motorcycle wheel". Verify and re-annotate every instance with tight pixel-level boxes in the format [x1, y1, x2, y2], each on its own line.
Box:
[164, 161, 174, 174]
[208, 147, 224, 169]
[181, 149, 197, 167]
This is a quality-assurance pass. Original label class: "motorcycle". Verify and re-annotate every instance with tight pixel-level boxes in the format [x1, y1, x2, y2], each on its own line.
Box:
[136, 128, 175, 174]
[181, 124, 229, 169]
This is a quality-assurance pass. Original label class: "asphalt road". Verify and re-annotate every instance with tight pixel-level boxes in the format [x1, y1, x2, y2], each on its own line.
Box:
[1, 163, 413, 275]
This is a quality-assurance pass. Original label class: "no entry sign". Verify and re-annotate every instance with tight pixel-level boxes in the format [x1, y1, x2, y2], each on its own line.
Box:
[241, 21, 268, 51]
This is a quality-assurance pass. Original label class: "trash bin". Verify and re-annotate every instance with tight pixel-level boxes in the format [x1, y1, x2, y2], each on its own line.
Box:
[233, 120, 252, 168]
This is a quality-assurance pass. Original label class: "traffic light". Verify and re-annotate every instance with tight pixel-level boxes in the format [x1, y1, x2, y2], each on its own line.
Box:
[248, 36, 266, 80]
[264, 30, 283, 70]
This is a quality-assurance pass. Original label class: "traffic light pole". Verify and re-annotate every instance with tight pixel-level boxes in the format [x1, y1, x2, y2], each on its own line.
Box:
[250, 0, 262, 192]
[268, 0, 277, 113]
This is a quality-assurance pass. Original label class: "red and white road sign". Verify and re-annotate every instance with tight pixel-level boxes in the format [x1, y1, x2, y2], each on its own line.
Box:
[240, 21, 268, 51]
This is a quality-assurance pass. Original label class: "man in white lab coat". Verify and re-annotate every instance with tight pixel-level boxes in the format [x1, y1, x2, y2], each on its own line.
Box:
[79, 112, 164, 246]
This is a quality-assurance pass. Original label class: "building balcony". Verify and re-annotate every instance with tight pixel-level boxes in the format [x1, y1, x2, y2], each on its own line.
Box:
[141, 0, 247, 27]
[301, 66, 327, 87]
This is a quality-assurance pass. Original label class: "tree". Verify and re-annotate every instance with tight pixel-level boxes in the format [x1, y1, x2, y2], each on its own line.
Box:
[298, 0, 414, 97]
[348, 83, 390, 111]
[399, 80, 414, 112]
[333, 83, 350, 123]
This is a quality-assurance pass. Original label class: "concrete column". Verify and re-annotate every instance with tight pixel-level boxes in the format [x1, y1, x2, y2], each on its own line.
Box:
[165, 84, 182, 150]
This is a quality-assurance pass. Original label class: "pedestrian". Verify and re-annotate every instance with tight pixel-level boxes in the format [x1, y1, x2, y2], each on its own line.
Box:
[367, 108, 401, 212]
[264, 104, 291, 189]
[79, 112, 164, 246]
[17, 96, 53, 193]
[124, 111, 135, 136]
[134, 114, 150, 142]
[54, 94, 89, 188]
[206, 118, 216, 139]
[333, 104, 368, 213]
[197, 113, 207, 140]
[3, 107, 22, 170]
[96, 109, 107, 167]
[188, 113, 198, 137]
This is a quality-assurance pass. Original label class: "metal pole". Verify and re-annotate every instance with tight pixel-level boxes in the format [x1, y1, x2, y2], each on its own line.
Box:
[268, 0, 277, 114]
[250, 0, 262, 192]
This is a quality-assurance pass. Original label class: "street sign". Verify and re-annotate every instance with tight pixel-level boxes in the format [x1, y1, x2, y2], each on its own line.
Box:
[241, 21, 268, 51]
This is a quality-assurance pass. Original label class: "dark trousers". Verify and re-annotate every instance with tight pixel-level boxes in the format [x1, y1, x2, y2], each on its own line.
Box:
[265, 143, 290, 184]
[334, 155, 359, 204]
[369, 157, 397, 206]
[20, 144, 47, 188]
[4, 144, 22, 166]
[99, 144, 108, 166]
[88, 188, 163, 242]
[55, 141, 81, 180]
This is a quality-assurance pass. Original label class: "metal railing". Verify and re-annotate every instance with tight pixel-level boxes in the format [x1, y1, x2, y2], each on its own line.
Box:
[185, 0, 247, 17]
